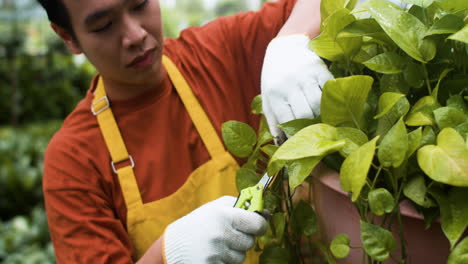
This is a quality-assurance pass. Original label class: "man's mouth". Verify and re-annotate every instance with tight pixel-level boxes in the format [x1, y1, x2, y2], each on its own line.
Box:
[127, 48, 156, 69]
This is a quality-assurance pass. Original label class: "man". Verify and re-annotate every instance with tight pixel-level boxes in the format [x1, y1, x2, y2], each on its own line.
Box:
[38, 0, 332, 263]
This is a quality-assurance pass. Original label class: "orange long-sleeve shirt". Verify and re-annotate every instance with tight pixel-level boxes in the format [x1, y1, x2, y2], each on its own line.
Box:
[43, 1, 296, 262]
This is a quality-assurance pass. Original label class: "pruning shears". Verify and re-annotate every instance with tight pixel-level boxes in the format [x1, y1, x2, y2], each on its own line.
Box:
[234, 172, 278, 213]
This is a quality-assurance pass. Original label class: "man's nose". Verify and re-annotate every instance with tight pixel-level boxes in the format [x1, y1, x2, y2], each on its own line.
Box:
[122, 18, 147, 49]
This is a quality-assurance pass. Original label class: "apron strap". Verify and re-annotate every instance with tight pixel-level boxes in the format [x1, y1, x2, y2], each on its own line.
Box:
[162, 55, 226, 158]
[92, 78, 142, 209]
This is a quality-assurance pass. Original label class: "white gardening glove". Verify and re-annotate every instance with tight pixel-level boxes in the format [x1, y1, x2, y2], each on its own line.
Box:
[163, 196, 267, 264]
[261, 34, 334, 140]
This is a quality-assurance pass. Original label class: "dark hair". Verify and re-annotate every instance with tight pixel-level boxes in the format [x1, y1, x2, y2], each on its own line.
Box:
[37, 0, 76, 39]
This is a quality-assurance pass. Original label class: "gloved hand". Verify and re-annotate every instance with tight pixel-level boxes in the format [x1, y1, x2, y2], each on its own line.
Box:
[261, 34, 334, 140]
[163, 196, 267, 264]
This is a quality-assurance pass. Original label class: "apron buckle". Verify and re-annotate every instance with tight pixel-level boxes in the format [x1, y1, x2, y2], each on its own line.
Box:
[111, 155, 135, 173]
[91, 96, 110, 115]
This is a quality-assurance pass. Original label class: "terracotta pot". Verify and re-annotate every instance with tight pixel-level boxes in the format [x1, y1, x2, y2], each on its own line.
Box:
[311, 163, 451, 264]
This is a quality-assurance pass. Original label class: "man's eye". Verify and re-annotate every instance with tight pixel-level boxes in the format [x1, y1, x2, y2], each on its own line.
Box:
[92, 22, 112, 33]
[134, 0, 148, 11]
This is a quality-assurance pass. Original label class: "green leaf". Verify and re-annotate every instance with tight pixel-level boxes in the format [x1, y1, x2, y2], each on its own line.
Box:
[421, 126, 436, 146]
[272, 213, 286, 242]
[222, 121, 257, 158]
[292, 200, 318, 236]
[261, 144, 278, 158]
[236, 168, 260, 192]
[260, 244, 291, 264]
[376, 92, 410, 138]
[374, 92, 405, 119]
[360, 221, 396, 261]
[447, 95, 468, 115]
[407, 127, 422, 158]
[330, 234, 351, 259]
[336, 127, 369, 157]
[378, 118, 408, 168]
[448, 24, 468, 44]
[368, 188, 395, 216]
[401, 0, 435, 8]
[363, 52, 406, 74]
[251, 95, 263, 114]
[380, 73, 409, 94]
[367, 0, 436, 62]
[405, 96, 439, 126]
[430, 187, 468, 249]
[434, 107, 468, 129]
[268, 124, 345, 175]
[321, 75, 374, 129]
[277, 118, 319, 138]
[403, 62, 425, 88]
[418, 128, 468, 186]
[321, 0, 348, 24]
[311, 9, 358, 61]
[455, 122, 468, 138]
[448, 236, 468, 264]
[403, 175, 436, 208]
[425, 14, 465, 37]
[287, 157, 322, 192]
[341, 137, 379, 201]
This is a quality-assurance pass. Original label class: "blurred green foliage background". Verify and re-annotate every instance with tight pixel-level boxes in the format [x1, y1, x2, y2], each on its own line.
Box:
[0, 0, 267, 262]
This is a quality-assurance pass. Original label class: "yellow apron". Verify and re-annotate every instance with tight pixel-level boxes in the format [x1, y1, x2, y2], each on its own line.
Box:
[91, 55, 259, 263]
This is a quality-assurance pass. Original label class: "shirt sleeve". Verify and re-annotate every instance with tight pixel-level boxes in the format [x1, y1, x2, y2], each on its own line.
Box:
[43, 134, 134, 264]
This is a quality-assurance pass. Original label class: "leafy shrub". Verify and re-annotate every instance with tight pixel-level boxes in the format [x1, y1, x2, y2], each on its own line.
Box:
[0, 121, 61, 263]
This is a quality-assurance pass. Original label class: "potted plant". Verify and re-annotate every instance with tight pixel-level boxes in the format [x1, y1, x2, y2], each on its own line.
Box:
[222, 0, 468, 263]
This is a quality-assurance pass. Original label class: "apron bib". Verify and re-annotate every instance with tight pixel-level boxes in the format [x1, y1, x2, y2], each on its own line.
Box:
[92, 55, 259, 263]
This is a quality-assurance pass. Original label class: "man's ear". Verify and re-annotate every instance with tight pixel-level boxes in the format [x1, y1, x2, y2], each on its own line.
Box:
[51, 23, 82, 54]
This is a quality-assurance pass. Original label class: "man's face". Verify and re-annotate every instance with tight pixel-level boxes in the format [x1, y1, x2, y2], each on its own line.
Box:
[60, 0, 163, 86]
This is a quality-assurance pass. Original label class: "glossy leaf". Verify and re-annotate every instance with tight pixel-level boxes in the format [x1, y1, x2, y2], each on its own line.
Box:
[425, 14, 465, 37]
[260, 244, 291, 264]
[272, 213, 286, 242]
[434, 107, 467, 130]
[403, 175, 436, 208]
[435, 0, 468, 12]
[251, 95, 263, 114]
[363, 52, 405, 74]
[330, 234, 351, 259]
[268, 124, 345, 175]
[418, 128, 468, 186]
[368, 0, 436, 62]
[341, 137, 379, 201]
[449, 25, 468, 44]
[287, 157, 322, 192]
[420, 126, 436, 146]
[374, 92, 405, 119]
[292, 200, 318, 236]
[222, 121, 257, 158]
[447, 236, 468, 264]
[321, 0, 348, 24]
[361, 221, 396, 261]
[277, 118, 319, 138]
[376, 93, 410, 138]
[401, 0, 435, 8]
[368, 188, 395, 216]
[336, 127, 369, 157]
[321, 76, 374, 129]
[430, 188, 468, 249]
[236, 168, 260, 192]
[378, 118, 408, 168]
[403, 62, 424, 88]
[311, 9, 358, 61]
[447, 95, 468, 115]
[407, 127, 422, 158]
[405, 96, 439, 126]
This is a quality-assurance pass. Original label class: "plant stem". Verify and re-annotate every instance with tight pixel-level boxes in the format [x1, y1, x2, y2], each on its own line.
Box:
[422, 63, 432, 95]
